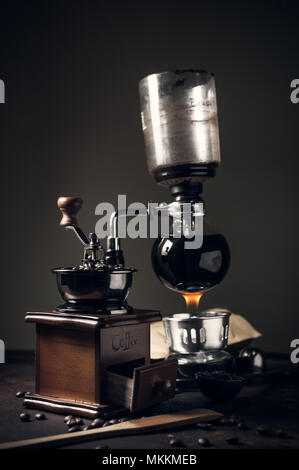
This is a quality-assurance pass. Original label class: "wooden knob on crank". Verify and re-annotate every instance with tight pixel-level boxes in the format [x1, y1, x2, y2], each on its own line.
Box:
[57, 197, 83, 226]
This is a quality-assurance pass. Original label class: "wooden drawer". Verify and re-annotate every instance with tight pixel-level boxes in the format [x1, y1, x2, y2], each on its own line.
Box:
[106, 358, 178, 412]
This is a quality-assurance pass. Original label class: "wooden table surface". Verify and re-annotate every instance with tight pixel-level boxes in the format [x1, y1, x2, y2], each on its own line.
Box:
[0, 351, 299, 449]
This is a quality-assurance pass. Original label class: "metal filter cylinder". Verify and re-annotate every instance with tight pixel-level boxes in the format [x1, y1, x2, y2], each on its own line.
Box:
[164, 309, 230, 354]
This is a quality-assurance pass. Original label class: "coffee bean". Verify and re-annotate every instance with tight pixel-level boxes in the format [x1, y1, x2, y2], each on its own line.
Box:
[102, 422, 111, 427]
[82, 425, 91, 431]
[237, 422, 248, 430]
[229, 415, 239, 425]
[272, 429, 288, 438]
[74, 418, 83, 426]
[16, 391, 25, 398]
[68, 426, 81, 433]
[35, 412, 46, 421]
[197, 423, 214, 430]
[119, 417, 128, 423]
[169, 438, 184, 447]
[256, 425, 270, 436]
[66, 417, 78, 427]
[220, 417, 231, 425]
[19, 412, 30, 422]
[108, 419, 118, 425]
[65, 416, 83, 425]
[64, 415, 74, 423]
[91, 418, 104, 428]
[226, 437, 239, 445]
[198, 438, 211, 447]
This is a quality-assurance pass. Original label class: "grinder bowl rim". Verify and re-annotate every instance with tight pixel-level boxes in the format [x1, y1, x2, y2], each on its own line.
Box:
[52, 267, 136, 274]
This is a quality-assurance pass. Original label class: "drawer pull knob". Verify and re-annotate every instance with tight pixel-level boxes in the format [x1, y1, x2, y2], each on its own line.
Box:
[152, 379, 172, 395]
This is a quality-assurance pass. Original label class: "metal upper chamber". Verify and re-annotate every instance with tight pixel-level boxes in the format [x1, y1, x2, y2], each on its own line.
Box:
[139, 69, 221, 187]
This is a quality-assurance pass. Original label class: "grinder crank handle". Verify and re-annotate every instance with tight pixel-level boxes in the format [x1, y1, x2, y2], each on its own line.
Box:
[57, 196, 83, 226]
[57, 197, 89, 245]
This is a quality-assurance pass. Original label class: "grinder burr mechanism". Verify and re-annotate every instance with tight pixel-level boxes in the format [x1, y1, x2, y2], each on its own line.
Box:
[53, 197, 135, 314]
[57, 197, 105, 267]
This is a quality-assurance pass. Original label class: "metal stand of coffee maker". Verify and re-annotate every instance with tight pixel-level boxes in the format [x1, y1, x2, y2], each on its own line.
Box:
[164, 309, 234, 390]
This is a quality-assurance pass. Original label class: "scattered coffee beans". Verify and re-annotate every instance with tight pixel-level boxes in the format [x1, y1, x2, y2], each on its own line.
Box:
[197, 423, 214, 430]
[91, 418, 104, 428]
[35, 412, 46, 421]
[272, 429, 288, 438]
[220, 417, 231, 425]
[68, 426, 81, 433]
[226, 437, 240, 445]
[229, 416, 238, 425]
[237, 422, 248, 430]
[19, 412, 30, 422]
[256, 425, 270, 436]
[65, 417, 78, 427]
[198, 438, 211, 447]
[64, 415, 74, 423]
[16, 391, 25, 398]
[74, 418, 83, 426]
[108, 419, 119, 425]
[169, 438, 184, 447]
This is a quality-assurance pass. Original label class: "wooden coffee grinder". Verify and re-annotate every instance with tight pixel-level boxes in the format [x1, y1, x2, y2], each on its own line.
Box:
[23, 197, 177, 418]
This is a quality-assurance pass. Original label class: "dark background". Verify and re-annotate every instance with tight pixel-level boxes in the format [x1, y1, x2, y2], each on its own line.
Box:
[0, 0, 298, 352]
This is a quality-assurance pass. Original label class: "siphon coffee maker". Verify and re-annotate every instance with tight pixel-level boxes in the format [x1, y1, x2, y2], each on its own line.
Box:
[139, 70, 233, 384]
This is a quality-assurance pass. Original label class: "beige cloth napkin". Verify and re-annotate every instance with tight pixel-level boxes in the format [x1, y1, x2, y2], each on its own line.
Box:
[150, 313, 261, 359]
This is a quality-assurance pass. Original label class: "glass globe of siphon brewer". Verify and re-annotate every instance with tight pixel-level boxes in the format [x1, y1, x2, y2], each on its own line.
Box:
[151, 201, 230, 296]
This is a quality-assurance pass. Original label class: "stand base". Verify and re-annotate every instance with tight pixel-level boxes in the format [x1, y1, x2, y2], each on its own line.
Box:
[172, 351, 235, 392]
[175, 350, 232, 367]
